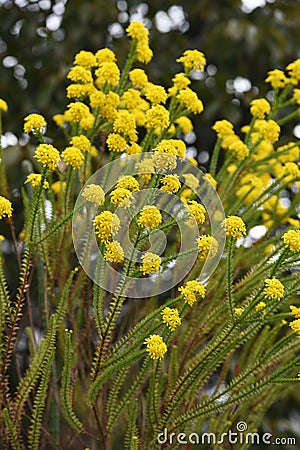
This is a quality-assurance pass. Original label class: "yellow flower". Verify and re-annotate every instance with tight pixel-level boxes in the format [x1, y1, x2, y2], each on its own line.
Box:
[161, 307, 181, 331]
[95, 62, 120, 88]
[175, 116, 193, 134]
[212, 120, 234, 139]
[138, 206, 162, 229]
[293, 89, 300, 106]
[73, 50, 96, 68]
[136, 43, 153, 64]
[144, 82, 167, 104]
[234, 307, 243, 316]
[222, 216, 246, 239]
[179, 280, 206, 306]
[126, 21, 149, 43]
[290, 305, 300, 319]
[144, 334, 167, 359]
[176, 88, 204, 114]
[255, 301, 266, 312]
[228, 139, 249, 160]
[70, 135, 91, 153]
[135, 158, 154, 182]
[113, 110, 137, 141]
[25, 174, 49, 189]
[145, 105, 170, 133]
[177, 49, 206, 72]
[0, 98, 8, 112]
[121, 89, 144, 110]
[80, 113, 94, 130]
[116, 175, 139, 192]
[250, 99, 271, 119]
[265, 69, 289, 89]
[91, 91, 119, 121]
[264, 278, 284, 300]
[51, 181, 66, 194]
[94, 211, 120, 242]
[0, 196, 13, 220]
[65, 102, 90, 122]
[66, 83, 95, 99]
[104, 240, 124, 263]
[186, 201, 206, 225]
[24, 113, 47, 134]
[254, 119, 280, 143]
[53, 114, 65, 127]
[152, 152, 177, 171]
[290, 319, 300, 337]
[62, 146, 84, 169]
[0, 235, 5, 241]
[129, 69, 148, 88]
[95, 48, 116, 64]
[196, 235, 219, 259]
[286, 59, 300, 82]
[82, 184, 105, 206]
[160, 174, 181, 193]
[182, 173, 199, 190]
[106, 133, 127, 153]
[110, 187, 133, 208]
[282, 229, 300, 252]
[126, 143, 143, 155]
[34, 144, 60, 171]
[67, 65, 93, 83]
[140, 252, 161, 275]
[155, 139, 186, 159]
[203, 173, 217, 189]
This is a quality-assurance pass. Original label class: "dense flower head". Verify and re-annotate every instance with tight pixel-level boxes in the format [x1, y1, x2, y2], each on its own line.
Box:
[290, 319, 300, 337]
[228, 139, 249, 160]
[24, 113, 47, 134]
[222, 216, 246, 239]
[234, 307, 243, 316]
[136, 42, 153, 64]
[116, 175, 139, 192]
[264, 278, 284, 300]
[160, 174, 181, 193]
[51, 181, 66, 194]
[53, 114, 65, 127]
[282, 229, 300, 252]
[91, 91, 120, 121]
[107, 133, 127, 153]
[34, 144, 60, 171]
[286, 59, 300, 82]
[25, 174, 49, 189]
[138, 205, 162, 229]
[110, 187, 133, 208]
[182, 173, 199, 190]
[82, 184, 105, 206]
[129, 69, 148, 88]
[290, 305, 300, 319]
[179, 280, 206, 306]
[67, 66, 93, 84]
[73, 50, 96, 68]
[126, 143, 143, 155]
[140, 252, 161, 275]
[66, 102, 90, 122]
[176, 116, 193, 134]
[0, 98, 8, 112]
[196, 235, 219, 259]
[212, 120, 234, 139]
[161, 307, 181, 331]
[66, 83, 95, 99]
[104, 240, 124, 263]
[126, 21, 149, 42]
[145, 105, 170, 133]
[265, 69, 289, 89]
[293, 89, 300, 106]
[80, 113, 95, 130]
[144, 334, 167, 359]
[144, 82, 167, 104]
[121, 89, 144, 110]
[62, 146, 84, 169]
[155, 139, 186, 159]
[95, 62, 120, 88]
[94, 211, 120, 242]
[176, 88, 204, 114]
[70, 135, 91, 153]
[0, 196, 13, 220]
[176, 49, 206, 72]
[254, 119, 281, 143]
[250, 99, 271, 119]
[113, 110, 137, 141]
[95, 48, 116, 64]
[186, 201, 206, 225]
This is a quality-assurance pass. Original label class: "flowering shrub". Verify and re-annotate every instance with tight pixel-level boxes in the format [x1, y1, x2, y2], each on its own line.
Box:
[0, 21, 300, 450]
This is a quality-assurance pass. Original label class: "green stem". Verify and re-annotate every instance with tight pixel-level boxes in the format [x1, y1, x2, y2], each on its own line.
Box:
[226, 237, 236, 324]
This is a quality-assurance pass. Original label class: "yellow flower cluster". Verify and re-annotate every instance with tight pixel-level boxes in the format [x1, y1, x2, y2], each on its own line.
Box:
[196, 235, 219, 259]
[177, 49, 206, 73]
[34, 144, 60, 171]
[94, 211, 120, 242]
[264, 278, 284, 300]
[222, 216, 246, 239]
[110, 187, 133, 208]
[126, 21, 153, 64]
[186, 201, 206, 225]
[25, 174, 49, 189]
[250, 99, 271, 119]
[116, 176, 139, 192]
[62, 146, 84, 169]
[161, 307, 181, 331]
[140, 252, 161, 275]
[24, 114, 46, 134]
[0, 196, 13, 220]
[160, 174, 181, 193]
[138, 206, 162, 229]
[104, 240, 124, 263]
[144, 334, 167, 359]
[82, 184, 105, 206]
[282, 229, 300, 252]
[179, 280, 206, 306]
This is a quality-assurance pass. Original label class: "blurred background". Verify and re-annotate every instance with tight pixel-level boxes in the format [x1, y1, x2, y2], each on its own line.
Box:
[1, 0, 300, 447]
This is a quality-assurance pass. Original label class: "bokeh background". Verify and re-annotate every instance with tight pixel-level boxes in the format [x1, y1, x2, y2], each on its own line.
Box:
[1, 0, 300, 447]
